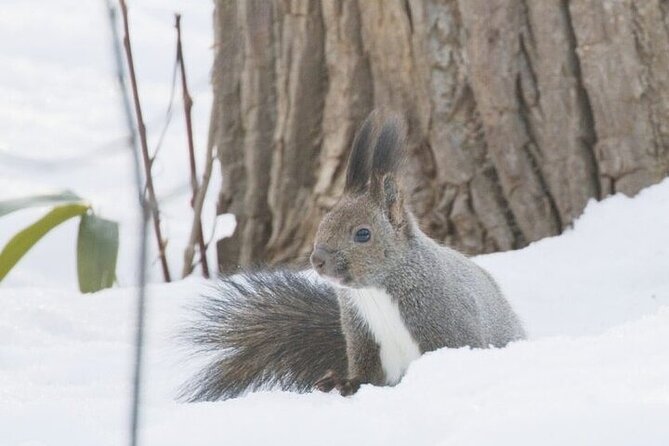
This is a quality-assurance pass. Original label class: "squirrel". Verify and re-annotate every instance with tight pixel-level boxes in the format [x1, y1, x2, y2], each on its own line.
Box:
[181, 112, 526, 402]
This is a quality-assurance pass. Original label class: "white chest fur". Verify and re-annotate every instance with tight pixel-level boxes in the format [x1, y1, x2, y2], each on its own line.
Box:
[348, 287, 421, 385]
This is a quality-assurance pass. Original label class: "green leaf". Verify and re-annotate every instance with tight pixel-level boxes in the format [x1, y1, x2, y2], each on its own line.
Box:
[77, 213, 119, 293]
[0, 203, 90, 281]
[0, 191, 83, 218]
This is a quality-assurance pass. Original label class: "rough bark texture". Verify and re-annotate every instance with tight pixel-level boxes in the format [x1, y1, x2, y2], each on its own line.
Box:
[211, 0, 669, 271]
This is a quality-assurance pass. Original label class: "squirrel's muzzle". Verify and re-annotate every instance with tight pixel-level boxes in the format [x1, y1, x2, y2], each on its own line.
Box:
[311, 245, 352, 286]
[310, 245, 332, 275]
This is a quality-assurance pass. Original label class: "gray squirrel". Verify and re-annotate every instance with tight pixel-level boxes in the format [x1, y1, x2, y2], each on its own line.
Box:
[182, 112, 525, 401]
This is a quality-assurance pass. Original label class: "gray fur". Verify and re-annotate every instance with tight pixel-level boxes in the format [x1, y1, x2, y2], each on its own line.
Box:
[181, 270, 347, 401]
[185, 112, 525, 401]
[379, 225, 525, 351]
[312, 113, 525, 390]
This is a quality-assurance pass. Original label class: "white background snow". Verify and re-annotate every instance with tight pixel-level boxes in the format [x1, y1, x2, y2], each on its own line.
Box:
[1, 1, 668, 445]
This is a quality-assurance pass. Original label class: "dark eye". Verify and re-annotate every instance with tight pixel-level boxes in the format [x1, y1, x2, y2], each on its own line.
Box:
[354, 228, 371, 243]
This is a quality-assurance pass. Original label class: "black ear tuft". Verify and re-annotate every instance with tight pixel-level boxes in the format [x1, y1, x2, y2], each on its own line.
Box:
[371, 115, 406, 178]
[344, 112, 377, 193]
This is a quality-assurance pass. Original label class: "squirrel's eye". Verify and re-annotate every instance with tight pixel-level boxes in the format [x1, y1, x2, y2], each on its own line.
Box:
[354, 228, 371, 243]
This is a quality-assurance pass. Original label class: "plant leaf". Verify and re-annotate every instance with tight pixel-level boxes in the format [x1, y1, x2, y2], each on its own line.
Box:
[0, 203, 89, 281]
[77, 214, 119, 293]
[0, 191, 83, 218]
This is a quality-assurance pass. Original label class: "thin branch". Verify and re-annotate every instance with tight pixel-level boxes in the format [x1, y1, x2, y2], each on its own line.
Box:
[119, 0, 171, 282]
[176, 13, 210, 279]
[183, 94, 219, 278]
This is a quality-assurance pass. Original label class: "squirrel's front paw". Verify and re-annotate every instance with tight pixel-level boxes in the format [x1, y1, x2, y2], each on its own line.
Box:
[337, 377, 361, 396]
[314, 370, 361, 396]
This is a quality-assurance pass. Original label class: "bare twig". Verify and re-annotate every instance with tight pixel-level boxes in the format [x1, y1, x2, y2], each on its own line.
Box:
[183, 95, 219, 278]
[119, 0, 171, 282]
[176, 14, 210, 279]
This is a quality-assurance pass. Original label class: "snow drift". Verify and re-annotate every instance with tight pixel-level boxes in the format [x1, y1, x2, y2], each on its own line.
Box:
[2, 179, 668, 446]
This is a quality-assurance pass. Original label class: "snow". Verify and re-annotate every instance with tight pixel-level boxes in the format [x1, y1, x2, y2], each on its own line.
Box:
[2, 179, 668, 445]
[2, 1, 669, 445]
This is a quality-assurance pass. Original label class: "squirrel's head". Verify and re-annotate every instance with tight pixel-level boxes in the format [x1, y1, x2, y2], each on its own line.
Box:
[311, 112, 412, 288]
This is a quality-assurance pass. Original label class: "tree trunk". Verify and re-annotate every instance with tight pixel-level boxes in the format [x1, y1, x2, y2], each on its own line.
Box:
[210, 0, 669, 271]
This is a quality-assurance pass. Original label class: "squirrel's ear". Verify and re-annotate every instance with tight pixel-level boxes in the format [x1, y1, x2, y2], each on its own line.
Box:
[377, 174, 406, 228]
[344, 111, 377, 194]
[370, 116, 408, 228]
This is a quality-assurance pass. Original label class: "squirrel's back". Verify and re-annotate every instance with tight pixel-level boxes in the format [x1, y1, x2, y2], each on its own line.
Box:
[370, 227, 525, 355]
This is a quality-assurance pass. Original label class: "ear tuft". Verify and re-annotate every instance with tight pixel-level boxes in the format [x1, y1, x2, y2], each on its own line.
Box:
[344, 111, 378, 193]
[371, 115, 407, 178]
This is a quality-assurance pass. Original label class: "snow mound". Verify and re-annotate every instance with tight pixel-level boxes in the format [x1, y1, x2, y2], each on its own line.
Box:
[2, 179, 669, 445]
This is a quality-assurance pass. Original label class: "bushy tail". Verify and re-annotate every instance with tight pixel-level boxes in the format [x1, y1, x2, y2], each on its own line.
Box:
[180, 270, 347, 401]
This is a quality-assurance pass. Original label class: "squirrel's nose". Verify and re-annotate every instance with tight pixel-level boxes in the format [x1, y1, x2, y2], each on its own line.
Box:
[310, 246, 331, 273]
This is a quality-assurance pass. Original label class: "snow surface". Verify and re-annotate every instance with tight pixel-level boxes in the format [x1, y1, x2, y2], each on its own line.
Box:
[2, 180, 669, 446]
[2, 1, 669, 445]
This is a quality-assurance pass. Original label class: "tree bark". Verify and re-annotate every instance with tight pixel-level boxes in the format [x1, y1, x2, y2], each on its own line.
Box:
[210, 0, 669, 271]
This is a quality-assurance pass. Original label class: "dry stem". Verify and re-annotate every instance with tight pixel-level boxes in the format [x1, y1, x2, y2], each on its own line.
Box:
[119, 0, 171, 282]
[175, 14, 210, 279]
